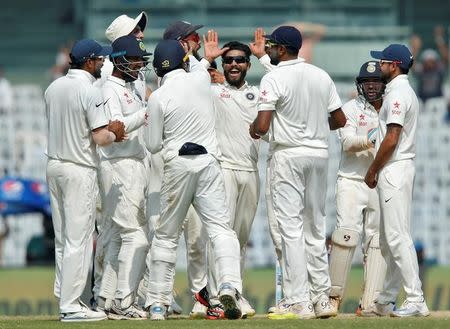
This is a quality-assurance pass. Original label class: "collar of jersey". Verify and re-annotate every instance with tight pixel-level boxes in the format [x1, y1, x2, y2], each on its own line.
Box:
[107, 75, 126, 87]
[160, 69, 186, 86]
[67, 69, 97, 84]
[385, 74, 408, 94]
[224, 80, 248, 91]
[277, 57, 305, 67]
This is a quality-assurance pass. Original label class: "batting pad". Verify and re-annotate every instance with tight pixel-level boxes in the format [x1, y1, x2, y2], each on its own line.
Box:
[329, 228, 360, 298]
[361, 233, 387, 311]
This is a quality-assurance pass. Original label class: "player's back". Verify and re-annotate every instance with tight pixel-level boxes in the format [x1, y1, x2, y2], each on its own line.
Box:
[153, 68, 218, 160]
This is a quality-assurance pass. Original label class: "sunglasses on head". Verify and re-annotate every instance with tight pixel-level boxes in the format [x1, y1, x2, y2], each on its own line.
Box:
[222, 56, 249, 64]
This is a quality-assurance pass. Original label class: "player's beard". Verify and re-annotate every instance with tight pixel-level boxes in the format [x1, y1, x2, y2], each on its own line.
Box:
[224, 68, 247, 88]
[93, 64, 102, 79]
[268, 49, 281, 66]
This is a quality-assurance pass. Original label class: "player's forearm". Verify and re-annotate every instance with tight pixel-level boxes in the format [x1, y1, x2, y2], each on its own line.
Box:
[92, 128, 117, 146]
[367, 136, 397, 175]
[341, 135, 371, 152]
[123, 109, 147, 133]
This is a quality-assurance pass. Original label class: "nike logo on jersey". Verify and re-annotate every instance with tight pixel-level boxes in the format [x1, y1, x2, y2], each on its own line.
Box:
[385, 197, 392, 203]
[95, 98, 110, 107]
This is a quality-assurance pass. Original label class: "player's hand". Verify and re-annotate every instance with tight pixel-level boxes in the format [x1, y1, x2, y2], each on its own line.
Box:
[203, 30, 229, 63]
[364, 168, 377, 189]
[108, 120, 127, 142]
[249, 28, 266, 59]
[249, 122, 261, 140]
[208, 68, 225, 84]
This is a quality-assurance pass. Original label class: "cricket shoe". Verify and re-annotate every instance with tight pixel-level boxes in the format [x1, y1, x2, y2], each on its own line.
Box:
[194, 286, 211, 308]
[218, 283, 242, 319]
[391, 299, 430, 317]
[206, 304, 225, 320]
[329, 297, 340, 314]
[60, 305, 107, 322]
[190, 300, 208, 319]
[107, 301, 147, 320]
[149, 302, 168, 321]
[314, 296, 337, 318]
[167, 299, 183, 316]
[372, 301, 396, 316]
[240, 296, 256, 318]
[268, 301, 315, 320]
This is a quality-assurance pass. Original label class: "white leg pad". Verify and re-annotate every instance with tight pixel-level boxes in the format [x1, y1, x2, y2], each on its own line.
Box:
[329, 228, 360, 298]
[361, 233, 387, 311]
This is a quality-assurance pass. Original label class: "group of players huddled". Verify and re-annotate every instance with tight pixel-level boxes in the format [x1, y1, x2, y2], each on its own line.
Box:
[44, 10, 430, 322]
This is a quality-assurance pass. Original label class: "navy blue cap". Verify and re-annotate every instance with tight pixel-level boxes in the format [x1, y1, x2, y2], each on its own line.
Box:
[153, 39, 186, 72]
[110, 35, 152, 58]
[357, 61, 382, 81]
[163, 21, 203, 40]
[70, 39, 112, 64]
[265, 26, 302, 51]
[370, 44, 414, 70]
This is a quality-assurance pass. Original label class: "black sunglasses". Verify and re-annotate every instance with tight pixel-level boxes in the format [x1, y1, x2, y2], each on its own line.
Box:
[222, 56, 249, 64]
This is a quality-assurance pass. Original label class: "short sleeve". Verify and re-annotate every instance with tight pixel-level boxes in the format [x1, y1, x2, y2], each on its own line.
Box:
[328, 79, 342, 113]
[257, 74, 280, 112]
[386, 94, 406, 127]
[86, 86, 109, 130]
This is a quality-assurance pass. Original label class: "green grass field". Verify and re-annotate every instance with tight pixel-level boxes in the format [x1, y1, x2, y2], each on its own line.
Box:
[1, 314, 449, 329]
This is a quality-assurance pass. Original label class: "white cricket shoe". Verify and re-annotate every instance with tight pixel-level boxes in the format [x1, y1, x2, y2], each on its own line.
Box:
[190, 300, 208, 319]
[329, 297, 340, 314]
[240, 296, 256, 318]
[268, 301, 315, 320]
[60, 305, 107, 322]
[373, 301, 396, 316]
[149, 302, 168, 321]
[314, 296, 337, 318]
[218, 283, 242, 319]
[108, 301, 147, 320]
[391, 299, 430, 317]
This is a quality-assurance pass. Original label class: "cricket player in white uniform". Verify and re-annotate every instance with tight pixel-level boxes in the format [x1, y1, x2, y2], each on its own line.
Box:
[328, 61, 387, 315]
[96, 36, 151, 320]
[143, 39, 242, 321]
[45, 39, 126, 322]
[250, 26, 346, 319]
[161, 21, 209, 318]
[365, 44, 430, 317]
[196, 39, 259, 319]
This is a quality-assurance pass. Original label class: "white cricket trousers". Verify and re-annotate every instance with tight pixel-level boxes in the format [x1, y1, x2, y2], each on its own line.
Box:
[97, 158, 149, 305]
[270, 149, 330, 304]
[376, 160, 424, 303]
[207, 168, 259, 297]
[46, 159, 97, 314]
[145, 154, 241, 306]
[335, 177, 380, 252]
[146, 153, 207, 296]
[265, 161, 282, 261]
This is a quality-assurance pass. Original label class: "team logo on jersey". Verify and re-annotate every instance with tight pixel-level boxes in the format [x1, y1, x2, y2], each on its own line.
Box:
[220, 88, 231, 98]
[393, 101, 400, 108]
[358, 113, 367, 126]
[261, 90, 268, 96]
[246, 92, 255, 100]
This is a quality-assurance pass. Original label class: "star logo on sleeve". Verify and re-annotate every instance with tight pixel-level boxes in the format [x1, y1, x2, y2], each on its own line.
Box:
[393, 101, 400, 109]
[261, 90, 268, 96]
[359, 114, 365, 120]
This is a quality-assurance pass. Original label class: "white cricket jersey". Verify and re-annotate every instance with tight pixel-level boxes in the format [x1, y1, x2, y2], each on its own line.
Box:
[44, 69, 109, 168]
[99, 76, 147, 160]
[94, 57, 147, 104]
[338, 96, 379, 180]
[144, 57, 219, 161]
[212, 81, 259, 171]
[258, 58, 342, 154]
[376, 75, 418, 162]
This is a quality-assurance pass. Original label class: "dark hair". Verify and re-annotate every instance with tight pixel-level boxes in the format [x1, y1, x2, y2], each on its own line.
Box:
[221, 41, 251, 59]
[69, 54, 85, 69]
[284, 46, 299, 56]
[400, 67, 409, 75]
